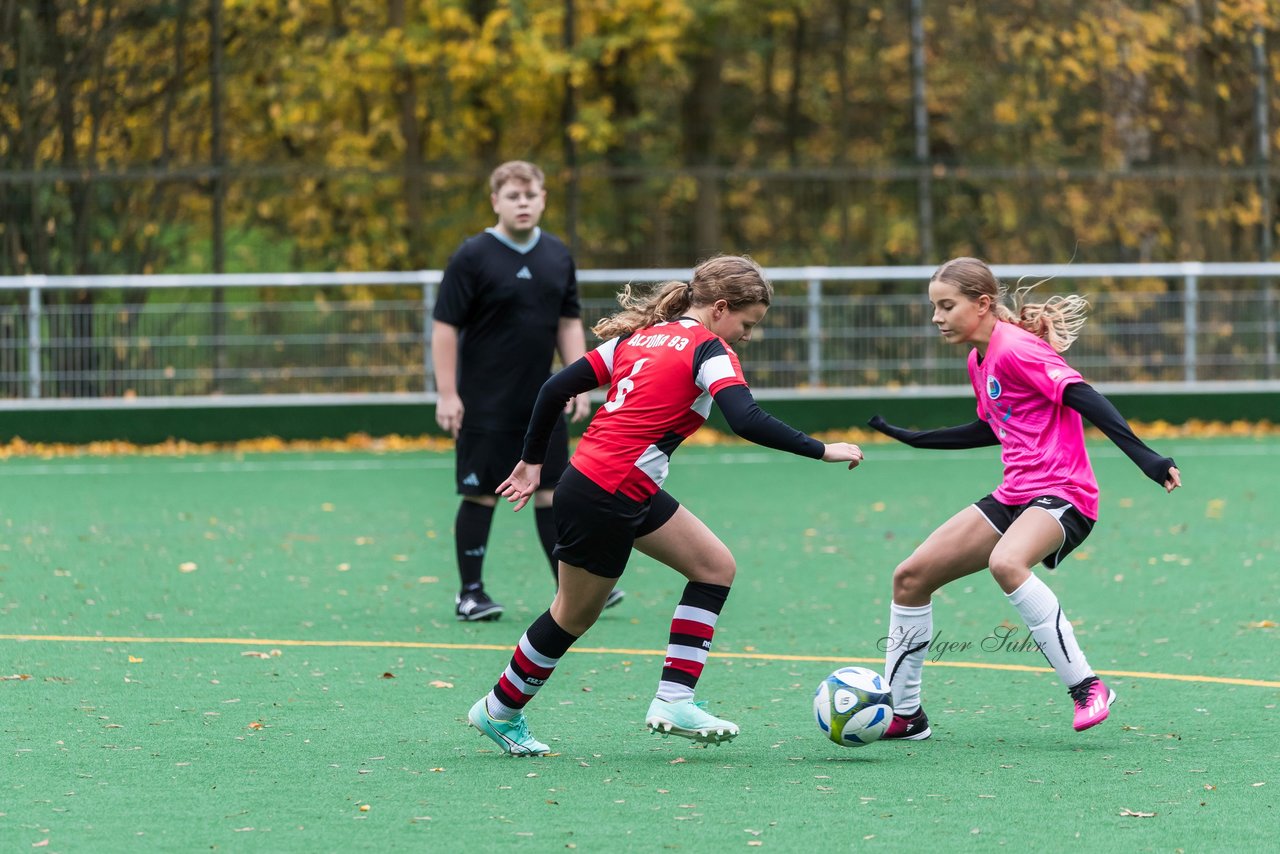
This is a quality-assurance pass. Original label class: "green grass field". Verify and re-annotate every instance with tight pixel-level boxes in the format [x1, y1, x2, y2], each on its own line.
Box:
[2, 439, 1277, 851]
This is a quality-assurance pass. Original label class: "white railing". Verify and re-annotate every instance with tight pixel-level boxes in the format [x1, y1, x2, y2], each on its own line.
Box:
[1, 262, 1278, 408]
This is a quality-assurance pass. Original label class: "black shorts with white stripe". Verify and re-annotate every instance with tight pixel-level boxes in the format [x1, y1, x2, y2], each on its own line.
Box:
[973, 493, 1096, 569]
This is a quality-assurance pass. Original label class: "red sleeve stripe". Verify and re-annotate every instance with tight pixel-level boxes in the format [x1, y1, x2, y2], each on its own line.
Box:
[706, 376, 747, 396]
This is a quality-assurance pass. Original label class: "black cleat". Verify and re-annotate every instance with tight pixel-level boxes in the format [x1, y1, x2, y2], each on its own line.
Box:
[456, 589, 504, 622]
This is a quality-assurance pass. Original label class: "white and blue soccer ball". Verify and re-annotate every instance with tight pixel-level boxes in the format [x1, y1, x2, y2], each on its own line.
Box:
[813, 666, 893, 747]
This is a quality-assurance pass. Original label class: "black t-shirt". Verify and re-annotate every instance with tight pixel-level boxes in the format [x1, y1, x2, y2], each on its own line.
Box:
[433, 229, 581, 429]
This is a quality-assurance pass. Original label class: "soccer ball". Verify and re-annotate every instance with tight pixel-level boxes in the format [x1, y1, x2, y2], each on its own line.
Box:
[813, 666, 893, 747]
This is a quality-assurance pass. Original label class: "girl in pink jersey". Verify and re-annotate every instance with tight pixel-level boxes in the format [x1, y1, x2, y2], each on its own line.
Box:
[466, 255, 865, 755]
[869, 257, 1181, 739]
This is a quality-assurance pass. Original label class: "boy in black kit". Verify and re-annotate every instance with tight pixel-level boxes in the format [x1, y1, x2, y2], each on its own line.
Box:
[432, 160, 625, 620]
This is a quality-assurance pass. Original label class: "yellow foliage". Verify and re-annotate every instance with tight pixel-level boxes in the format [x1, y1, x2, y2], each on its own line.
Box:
[6, 0, 1280, 274]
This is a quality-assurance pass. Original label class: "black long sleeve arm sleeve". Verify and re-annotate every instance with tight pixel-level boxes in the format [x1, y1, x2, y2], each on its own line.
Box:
[520, 357, 601, 465]
[714, 385, 825, 459]
[867, 414, 1000, 449]
[1062, 381, 1177, 485]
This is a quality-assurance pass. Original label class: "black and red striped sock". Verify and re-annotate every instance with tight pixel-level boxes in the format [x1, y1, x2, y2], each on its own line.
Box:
[485, 610, 578, 720]
[656, 581, 730, 703]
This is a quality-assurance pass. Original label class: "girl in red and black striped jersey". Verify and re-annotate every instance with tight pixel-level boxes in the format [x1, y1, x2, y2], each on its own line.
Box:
[466, 255, 865, 755]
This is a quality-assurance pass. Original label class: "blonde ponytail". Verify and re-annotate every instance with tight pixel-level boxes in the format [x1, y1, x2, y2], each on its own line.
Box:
[592, 281, 691, 339]
[591, 255, 772, 340]
[932, 257, 1089, 353]
[1010, 282, 1089, 353]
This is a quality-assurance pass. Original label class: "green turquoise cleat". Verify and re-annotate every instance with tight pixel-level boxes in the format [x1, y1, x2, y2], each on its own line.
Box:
[645, 698, 739, 745]
[468, 697, 550, 756]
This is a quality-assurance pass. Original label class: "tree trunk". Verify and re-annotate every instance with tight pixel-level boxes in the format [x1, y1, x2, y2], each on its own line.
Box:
[681, 40, 724, 260]
[390, 0, 426, 268]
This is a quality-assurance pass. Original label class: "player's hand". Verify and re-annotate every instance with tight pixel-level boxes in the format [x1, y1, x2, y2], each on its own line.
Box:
[1163, 465, 1181, 493]
[436, 393, 464, 439]
[566, 393, 592, 423]
[497, 461, 542, 512]
[867, 414, 905, 441]
[822, 442, 864, 470]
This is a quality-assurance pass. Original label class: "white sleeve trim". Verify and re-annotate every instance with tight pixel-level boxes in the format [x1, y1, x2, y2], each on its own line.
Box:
[695, 353, 737, 392]
[595, 337, 620, 375]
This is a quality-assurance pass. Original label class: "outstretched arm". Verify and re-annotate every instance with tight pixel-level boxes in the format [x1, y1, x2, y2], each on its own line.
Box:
[1062, 382, 1181, 492]
[867, 414, 999, 449]
[715, 385, 863, 468]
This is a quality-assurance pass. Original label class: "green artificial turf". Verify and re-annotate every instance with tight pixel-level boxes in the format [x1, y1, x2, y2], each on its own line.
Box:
[2, 440, 1276, 850]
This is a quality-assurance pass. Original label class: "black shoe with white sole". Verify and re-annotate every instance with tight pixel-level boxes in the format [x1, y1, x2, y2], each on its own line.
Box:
[456, 589, 504, 622]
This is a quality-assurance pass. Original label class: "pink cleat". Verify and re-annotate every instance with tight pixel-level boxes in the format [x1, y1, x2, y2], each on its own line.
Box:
[1069, 676, 1116, 732]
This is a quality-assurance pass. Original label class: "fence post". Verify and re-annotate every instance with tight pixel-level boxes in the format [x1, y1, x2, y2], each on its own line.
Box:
[422, 275, 435, 394]
[1183, 268, 1198, 383]
[807, 273, 823, 388]
[27, 283, 42, 399]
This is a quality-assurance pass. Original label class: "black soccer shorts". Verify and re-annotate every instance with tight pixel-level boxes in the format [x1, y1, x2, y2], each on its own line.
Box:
[454, 415, 570, 496]
[550, 464, 680, 579]
[973, 493, 1096, 569]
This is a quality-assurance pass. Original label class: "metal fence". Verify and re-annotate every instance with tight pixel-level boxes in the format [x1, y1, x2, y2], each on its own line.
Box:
[1, 263, 1278, 409]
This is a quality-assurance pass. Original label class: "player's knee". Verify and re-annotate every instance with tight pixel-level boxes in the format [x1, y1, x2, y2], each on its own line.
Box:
[550, 596, 602, 636]
[703, 550, 736, 587]
[892, 560, 931, 601]
[987, 552, 1029, 586]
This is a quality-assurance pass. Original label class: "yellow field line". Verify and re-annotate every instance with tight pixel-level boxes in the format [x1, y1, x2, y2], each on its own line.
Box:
[4, 632, 1278, 689]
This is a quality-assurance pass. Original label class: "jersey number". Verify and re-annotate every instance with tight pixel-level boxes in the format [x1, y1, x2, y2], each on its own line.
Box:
[604, 358, 648, 412]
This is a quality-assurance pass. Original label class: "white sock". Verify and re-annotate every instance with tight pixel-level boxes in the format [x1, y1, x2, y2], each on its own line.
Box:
[1006, 574, 1093, 688]
[885, 602, 932, 714]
